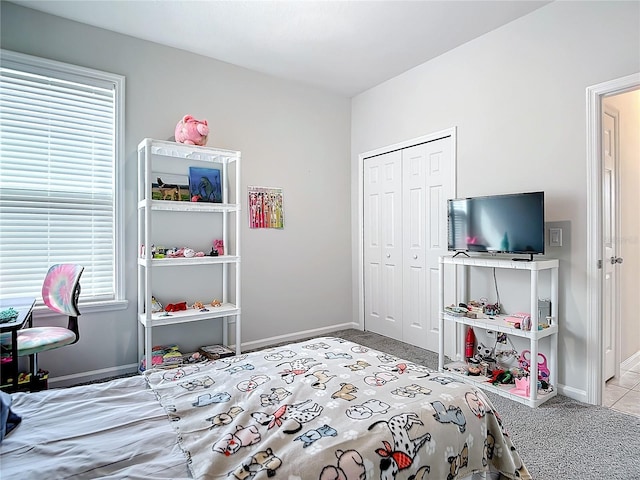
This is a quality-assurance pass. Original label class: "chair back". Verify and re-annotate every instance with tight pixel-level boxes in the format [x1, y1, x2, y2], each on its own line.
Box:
[42, 264, 84, 317]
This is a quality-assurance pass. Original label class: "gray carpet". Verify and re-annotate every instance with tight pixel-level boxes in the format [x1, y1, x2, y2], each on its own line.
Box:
[328, 329, 640, 480]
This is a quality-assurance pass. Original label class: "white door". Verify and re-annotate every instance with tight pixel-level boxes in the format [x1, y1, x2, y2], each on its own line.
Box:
[364, 136, 454, 351]
[603, 108, 619, 381]
[364, 150, 403, 340]
[402, 139, 454, 352]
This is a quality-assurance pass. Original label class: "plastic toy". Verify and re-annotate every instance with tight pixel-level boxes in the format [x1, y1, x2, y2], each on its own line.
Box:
[484, 303, 500, 316]
[476, 342, 495, 360]
[518, 350, 550, 382]
[211, 299, 222, 307]
[465, 327, 475, 360]
[213, 239, 224, 256]
[165, 302, 188, 312]
[175, 115, 209, 146]
[167, 247, 205, 258]
[151, 296, 164, 313]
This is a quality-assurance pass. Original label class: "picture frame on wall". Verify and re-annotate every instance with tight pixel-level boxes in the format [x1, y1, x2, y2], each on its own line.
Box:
[189, 167, 222, 203]
[248, 186, 284, 229]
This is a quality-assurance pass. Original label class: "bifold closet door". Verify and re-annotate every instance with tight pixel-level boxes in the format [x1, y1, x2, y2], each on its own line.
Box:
[363, 150, 403, 341]
[364, 136, 454, 352]
[402, 139, 453, 353]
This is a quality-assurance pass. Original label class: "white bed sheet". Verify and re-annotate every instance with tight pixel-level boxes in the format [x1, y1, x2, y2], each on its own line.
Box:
[0, 375, 190, 480]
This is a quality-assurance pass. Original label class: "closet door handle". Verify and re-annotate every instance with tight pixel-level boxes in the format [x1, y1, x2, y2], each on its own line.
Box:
[413, 255, 418, 259]
[610, 256, 623, 265]
[386, 253, 391, 258]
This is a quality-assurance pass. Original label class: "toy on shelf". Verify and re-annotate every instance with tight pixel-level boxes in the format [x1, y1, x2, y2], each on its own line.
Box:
[166, 247, 205, 258]
[488, 368, 515, 386]
[174, 115, 209, 146]
[464, 327, 475, 360]
[213, 239, 224, 256]
[165, 302, 188, 313]
[483, 303, 501, 316]
[466, 300, 485, 318]
[192, 301, 210, 312]
[518, 350, 550, 382]
[151, 296, 164, 313]
[509, 377, 531, 397]
[210, 299, 222, 307]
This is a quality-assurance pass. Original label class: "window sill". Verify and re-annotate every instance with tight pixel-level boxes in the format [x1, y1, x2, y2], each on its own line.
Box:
[34, 299, 129, 318]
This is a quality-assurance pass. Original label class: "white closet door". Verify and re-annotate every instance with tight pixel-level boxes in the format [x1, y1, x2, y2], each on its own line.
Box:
[402, 144, 428, 347]
[364, 151, 403, 340]
[364, 136, 454, 352]
[402, 138, 453, 351]
[422, 138, 454, 353]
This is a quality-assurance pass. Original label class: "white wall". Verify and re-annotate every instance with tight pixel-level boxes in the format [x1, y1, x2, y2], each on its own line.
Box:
[604, 90, 640, 362]
[1, 2, 353, 385]
[351, 1, 640, 402]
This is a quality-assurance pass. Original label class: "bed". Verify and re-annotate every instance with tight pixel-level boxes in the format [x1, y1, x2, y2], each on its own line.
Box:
[1, 336, 530, 480]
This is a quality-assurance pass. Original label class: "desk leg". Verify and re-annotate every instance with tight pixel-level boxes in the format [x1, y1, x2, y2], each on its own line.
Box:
[11, 330, 18, 392]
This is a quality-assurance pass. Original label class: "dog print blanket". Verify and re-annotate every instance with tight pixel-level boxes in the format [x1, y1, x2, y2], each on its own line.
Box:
[145, 337, 531, 480]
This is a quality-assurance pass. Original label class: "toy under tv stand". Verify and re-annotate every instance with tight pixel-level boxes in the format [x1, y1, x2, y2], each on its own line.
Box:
[437, 255, 559, 407]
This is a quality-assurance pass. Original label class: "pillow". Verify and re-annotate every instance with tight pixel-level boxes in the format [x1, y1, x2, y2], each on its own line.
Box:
[0, 390, 22, 443]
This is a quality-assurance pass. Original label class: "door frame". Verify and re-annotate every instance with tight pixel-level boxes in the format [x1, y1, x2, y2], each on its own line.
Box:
[357, 127, 457, 338]
[586, 72, 640, 405]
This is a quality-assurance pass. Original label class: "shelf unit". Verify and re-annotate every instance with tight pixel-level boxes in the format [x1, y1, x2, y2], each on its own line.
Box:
[438, 255, 559, 407]
[137, 138, 241, 371]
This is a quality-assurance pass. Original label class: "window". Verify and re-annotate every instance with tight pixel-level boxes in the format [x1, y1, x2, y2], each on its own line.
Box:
[0, 50, 125, 308]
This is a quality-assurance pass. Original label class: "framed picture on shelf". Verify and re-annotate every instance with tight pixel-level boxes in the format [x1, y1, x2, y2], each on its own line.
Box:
[152, 173, 190, 201]
[189, 167, 222, 203]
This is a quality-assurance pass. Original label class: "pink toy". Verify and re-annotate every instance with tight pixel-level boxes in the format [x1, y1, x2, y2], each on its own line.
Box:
[213, 239, 224, 256]
[518, 350, 550, 382]
[174, 115, 209, 146]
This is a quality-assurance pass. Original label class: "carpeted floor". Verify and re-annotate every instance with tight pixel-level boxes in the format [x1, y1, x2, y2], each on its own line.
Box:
[329, 329, 640, 480]
[84, 328, 640, 479]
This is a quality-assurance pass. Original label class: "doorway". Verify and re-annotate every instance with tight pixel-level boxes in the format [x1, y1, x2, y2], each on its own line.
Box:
[586, 72, 640, 406]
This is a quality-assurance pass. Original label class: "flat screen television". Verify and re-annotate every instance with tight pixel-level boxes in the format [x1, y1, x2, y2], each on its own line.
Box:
[447, 191, 545, 257]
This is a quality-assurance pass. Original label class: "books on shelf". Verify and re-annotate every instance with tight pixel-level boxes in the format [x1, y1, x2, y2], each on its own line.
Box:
[198, 344, 235, 360]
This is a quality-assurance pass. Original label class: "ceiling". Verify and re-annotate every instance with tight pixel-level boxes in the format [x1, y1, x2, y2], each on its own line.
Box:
[12, 0, 551, 97]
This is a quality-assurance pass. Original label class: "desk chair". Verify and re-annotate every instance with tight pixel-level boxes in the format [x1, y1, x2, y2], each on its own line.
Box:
[1, 264, 84, 387]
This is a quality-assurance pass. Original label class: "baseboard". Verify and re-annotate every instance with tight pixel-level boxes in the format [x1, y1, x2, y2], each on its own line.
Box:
[48, 363, 139, 388]
[621, 350, 640, 371]
[557, 383, 589, 404]
[48, 322, 360, 387]
[239, 322, 361, 351]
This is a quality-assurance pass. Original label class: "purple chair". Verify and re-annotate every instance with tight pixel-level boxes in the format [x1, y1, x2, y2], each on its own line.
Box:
[1, 264, 84, 387]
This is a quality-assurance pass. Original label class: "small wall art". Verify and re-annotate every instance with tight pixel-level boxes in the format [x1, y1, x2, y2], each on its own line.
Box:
[248, 186, 284, 229]
[189, 167, 222, 203]
[152, 173, 190, 201]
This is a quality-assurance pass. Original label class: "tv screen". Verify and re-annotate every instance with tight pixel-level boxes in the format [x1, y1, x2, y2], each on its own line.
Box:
[447, 191, 545, 255]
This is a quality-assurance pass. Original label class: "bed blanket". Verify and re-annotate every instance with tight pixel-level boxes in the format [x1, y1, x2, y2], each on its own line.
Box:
[145, 337, 531, 480]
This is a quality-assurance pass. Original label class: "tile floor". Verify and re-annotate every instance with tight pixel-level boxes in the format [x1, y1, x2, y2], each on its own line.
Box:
[604, 356, 640, 417]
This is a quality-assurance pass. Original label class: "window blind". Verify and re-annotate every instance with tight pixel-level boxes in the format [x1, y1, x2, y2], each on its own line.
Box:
[0, 55, 117, 302]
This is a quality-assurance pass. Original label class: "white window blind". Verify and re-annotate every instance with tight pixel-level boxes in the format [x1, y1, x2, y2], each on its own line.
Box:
[0, 50, 124, 304]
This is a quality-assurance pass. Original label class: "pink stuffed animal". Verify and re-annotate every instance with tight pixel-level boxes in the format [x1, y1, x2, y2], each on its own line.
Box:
[174, 115, 209, 146]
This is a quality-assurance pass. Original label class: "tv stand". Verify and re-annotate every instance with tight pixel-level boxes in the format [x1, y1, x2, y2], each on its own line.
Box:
[438, 255, 559, 407]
